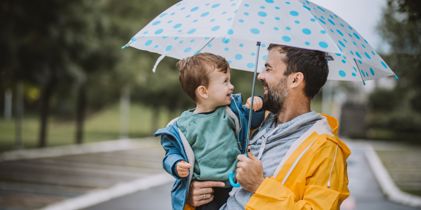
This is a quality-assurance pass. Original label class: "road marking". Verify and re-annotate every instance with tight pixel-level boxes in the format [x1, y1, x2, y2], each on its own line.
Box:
[42, 172, 173, 210]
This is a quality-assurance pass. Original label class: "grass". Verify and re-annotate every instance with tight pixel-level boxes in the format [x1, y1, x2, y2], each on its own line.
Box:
[0, 104, 174, 152]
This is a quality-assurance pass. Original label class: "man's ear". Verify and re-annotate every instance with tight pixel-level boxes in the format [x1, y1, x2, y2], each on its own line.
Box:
[290, 72, 304, 88]
[195, 85, 208, 99]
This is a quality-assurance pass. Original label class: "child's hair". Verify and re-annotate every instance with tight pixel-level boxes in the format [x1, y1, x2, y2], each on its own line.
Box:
[177, 53, 229, 101]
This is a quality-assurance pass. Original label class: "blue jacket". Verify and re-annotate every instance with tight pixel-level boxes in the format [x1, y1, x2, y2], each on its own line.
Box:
[154, 94, 264, 210]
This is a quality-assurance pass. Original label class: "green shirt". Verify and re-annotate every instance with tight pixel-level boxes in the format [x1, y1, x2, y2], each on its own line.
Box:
[176, 106, 240, 181]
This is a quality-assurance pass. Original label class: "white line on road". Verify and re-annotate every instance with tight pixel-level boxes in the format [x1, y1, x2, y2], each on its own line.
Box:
[41, 172, 174, 210]
[365, 144, 421, 208]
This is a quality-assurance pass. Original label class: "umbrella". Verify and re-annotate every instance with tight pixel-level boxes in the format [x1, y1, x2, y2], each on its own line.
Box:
[124, 0, 397, 186]
[125, 0, 397, 82]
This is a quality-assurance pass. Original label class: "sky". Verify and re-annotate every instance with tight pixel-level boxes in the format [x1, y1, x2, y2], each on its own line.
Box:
[310, 0, 387, 51]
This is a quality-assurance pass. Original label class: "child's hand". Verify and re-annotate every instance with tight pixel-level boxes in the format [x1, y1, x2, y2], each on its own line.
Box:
[176, 161, 191, 178]
[246, 96, 263, 111]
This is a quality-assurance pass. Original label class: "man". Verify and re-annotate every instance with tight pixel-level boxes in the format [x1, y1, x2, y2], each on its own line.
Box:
[186, 44, 351, 210]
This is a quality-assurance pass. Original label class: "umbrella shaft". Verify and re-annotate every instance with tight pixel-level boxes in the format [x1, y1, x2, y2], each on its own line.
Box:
[245, 41, 261, 156]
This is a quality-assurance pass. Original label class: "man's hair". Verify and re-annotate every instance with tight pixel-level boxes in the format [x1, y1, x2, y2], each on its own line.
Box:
[177, 52, 229, 101]
[268, 44, 329, 99]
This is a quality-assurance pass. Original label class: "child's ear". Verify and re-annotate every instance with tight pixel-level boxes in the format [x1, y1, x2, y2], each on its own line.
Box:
[196, 85, 208, 99]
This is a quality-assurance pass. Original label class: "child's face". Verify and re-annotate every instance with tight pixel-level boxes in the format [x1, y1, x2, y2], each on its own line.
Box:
[206, 68, 234, 107]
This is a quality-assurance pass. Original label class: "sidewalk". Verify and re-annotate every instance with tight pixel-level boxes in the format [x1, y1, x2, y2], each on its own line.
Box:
[0, 138, 173, 210]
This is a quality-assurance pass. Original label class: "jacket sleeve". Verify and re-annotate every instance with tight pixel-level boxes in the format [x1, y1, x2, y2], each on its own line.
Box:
[246, 141, 350, 210]
[160, 135, 186, 179]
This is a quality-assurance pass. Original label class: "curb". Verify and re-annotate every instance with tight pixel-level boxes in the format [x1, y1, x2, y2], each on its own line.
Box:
[41, 173, 173, 210]
[0, 138, 156, 162]
[364, 144, 421, 208]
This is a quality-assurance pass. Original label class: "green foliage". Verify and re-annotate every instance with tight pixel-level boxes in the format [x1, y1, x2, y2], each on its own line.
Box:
[368, 0, 421, 139]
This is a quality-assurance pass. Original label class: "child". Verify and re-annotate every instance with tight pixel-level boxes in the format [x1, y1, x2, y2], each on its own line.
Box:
[154, 53, 264, 210]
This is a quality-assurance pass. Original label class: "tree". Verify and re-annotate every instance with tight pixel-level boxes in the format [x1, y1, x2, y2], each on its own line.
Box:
[368, 0, 421, 139]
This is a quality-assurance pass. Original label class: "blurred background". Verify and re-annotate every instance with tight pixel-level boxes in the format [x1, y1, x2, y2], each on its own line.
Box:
[0, 0, 420, 209]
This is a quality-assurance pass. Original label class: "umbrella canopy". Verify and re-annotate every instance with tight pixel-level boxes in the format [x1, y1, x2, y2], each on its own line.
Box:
[126, 0, 396, 82]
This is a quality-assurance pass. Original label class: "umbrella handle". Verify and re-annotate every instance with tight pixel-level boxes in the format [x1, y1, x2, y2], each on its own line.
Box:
[228, 171, 241, 188]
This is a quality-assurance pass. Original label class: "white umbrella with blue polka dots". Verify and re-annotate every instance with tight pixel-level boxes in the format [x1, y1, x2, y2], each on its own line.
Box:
[125, 0, 397, 82]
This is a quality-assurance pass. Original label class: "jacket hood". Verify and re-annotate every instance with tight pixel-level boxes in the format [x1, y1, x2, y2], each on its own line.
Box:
[322, 113, 351, 158]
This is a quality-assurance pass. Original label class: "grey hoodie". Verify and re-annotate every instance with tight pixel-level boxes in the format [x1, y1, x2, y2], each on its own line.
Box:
[220, 111, 322, 210]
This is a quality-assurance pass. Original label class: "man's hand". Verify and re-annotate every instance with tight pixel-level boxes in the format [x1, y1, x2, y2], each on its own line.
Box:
[176, 161, 191, 178]
[236, 152, 264, 193]
[187, 181, 225, 207]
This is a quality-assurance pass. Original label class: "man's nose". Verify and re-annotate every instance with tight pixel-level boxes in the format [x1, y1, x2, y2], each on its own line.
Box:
[257, 73, 263, 81]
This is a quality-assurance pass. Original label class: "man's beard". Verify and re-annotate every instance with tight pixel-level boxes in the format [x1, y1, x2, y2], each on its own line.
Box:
[262, 80, 287, 114]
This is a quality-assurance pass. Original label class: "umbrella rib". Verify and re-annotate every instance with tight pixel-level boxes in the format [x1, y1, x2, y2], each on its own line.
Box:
[353, 58, 366, 85]
[196, 37, 216, 54]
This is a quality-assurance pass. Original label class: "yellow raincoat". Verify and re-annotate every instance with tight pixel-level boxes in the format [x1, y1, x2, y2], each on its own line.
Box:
[185, 114, 350, 210]
[246, 114, 350, 210]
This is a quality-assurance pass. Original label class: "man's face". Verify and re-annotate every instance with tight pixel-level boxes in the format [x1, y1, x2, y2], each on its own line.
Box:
[257, 48, 289, 114]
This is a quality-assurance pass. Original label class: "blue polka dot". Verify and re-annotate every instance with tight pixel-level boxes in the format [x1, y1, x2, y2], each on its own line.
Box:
[290, 11, 299, 16]
[353, 32, 361, 40]
[174, 24, 182, 29]
[319, 41, 328, 48]
[238, 19, 245, 23]
[258, 11, 267, 17]
[188, 29, 196, 34]
[303, 5, 311, 11]
[247, 63, 256, 69]
[155, 29, 164, 35]
[227, 29, 234, 35]
[244, 12, 250, 16]
[305, 41, 310, 46]
[211, 26, 220, 31]
[328, 18, 335, 25]
[339, 70, 346, 77]
[381, 61, 388, 69]
[145, 40, 152, 46]
[154, 45, 159, 49]
[370, 68, 375, 76]
[235, 54, 243, 60]
[165, 45, 173, 52]
[275, 17, 281, 21]
[282, 35, 292, 42]
[286, 26, 291, 30]
[338, 40, 345, 48]
[191, 7, 199, 12]
[184, 47, 192, 53]
[152, 21, 161, 26]
[250, 28, 260, 34]
[355, 52, 362, 59]
[352, 72, 357, 77]
[223, 38, 230, 44]
[364, 52, 371, 60]
[265, 0, 274, 3]
[302, 28, 311, 35]
[211, 3, 220, 8]
[320, 30, 326, 34]
[239, 44, 244, 48]
[201, 12, 209, 17]
[224, 48, 229, 52]
[295, 20, 300, 24]
[274, 27, 279, 31]
[336, 29, 344, 36]
[259, 21, 265, 25]
[341, 59, 346, 64]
